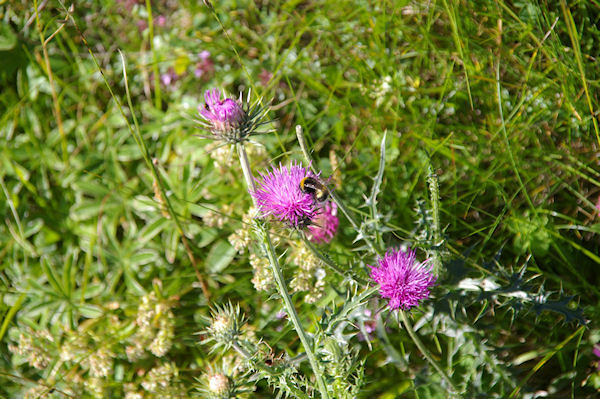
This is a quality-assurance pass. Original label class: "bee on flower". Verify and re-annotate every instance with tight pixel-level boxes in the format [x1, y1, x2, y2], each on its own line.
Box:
[252, 162, 324, 229]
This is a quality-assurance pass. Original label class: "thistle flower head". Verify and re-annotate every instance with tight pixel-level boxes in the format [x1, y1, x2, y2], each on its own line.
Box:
[202, 303, 246, 351]
[195, 360, 252, 399]
[252, 162, 318, 228]
[200, 89, 244, 126]
[208, 373, 231, 395]
[197, 88, 270, 143]
[307, 201, 339, 243]
[369, 248, 436, 311]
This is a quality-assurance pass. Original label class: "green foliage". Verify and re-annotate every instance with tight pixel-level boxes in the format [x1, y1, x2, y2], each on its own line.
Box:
[1, 0, 599, 398]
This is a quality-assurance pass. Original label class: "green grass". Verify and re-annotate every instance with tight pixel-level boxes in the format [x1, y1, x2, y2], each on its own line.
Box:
[1, 0, 600, 397]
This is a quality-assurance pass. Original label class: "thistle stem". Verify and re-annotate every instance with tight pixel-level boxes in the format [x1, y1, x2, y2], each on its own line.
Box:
[232, 341, 310, 399]
[237, 143, 258, 198]
[426, 163, 443, 275]
[236, 143, 331, 399]
[399, 310, 458, 393]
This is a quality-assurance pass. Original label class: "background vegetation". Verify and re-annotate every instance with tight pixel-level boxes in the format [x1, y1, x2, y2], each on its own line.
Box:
[1, 0, 599, 397]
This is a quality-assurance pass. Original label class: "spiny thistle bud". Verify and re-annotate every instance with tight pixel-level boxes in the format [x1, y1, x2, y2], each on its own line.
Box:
[202, 303, 246, 351]
[195, 359, 253, 399]
[208, 373, 231, 395]
[196, 88, 270, 144]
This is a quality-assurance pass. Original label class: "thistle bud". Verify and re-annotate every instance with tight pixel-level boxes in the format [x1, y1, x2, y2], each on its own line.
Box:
[203, 303, 246, 351]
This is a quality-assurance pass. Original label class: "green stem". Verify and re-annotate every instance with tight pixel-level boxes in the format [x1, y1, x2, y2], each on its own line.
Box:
[237, 143, 257, 199]
[236, 143, 331, 399]
[426, 163, 442, 275]
[0, 294, 25, 342]
[232, 341, 310, 399]
[34, 0, 68, 165]
[399, 310, 458, 393]
[145, 0, 161, 110]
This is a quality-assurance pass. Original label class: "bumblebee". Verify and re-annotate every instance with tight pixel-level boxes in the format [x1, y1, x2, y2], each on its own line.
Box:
[300, 176, 329, 203]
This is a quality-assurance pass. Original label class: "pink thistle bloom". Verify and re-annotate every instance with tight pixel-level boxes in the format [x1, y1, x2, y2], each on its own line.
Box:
[596, 195, 600, 213]
[198, 89, 245, 135]
[369, 248, 436, 311]
[307, 202, 339, 243]
[195, 88, 270, 143]
[252, 162, 317, 228]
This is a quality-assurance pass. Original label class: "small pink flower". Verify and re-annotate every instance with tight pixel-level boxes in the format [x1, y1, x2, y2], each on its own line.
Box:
[276, 310, 287, 320]
[259, 69, 273, 86]
[357, 308, 377, 342]
[594, 345, 600, 370]
[252, 162, 318, 228]
[595, 195, 600, 213]
[155, 15, 166, 27]
[195, 51, 214, 79]
[369, 248, 436, 311]
[136, 20, 148, 32]
[160, 67, 178, 87]
[307, 202, 339, 243]
[117, 0, 141, 12]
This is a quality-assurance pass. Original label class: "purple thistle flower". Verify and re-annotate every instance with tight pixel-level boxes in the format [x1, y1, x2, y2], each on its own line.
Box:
[369, 248, 436, 311]
[196, 88, 271, 144]
[197, 89, 248, 142]
[252, 162, 317, 228]
[307, 201, 339, 243]
[199, 89, 244, 127]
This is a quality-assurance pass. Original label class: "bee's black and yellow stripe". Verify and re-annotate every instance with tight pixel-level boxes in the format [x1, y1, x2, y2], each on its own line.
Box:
[299, 176, 329, 202]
